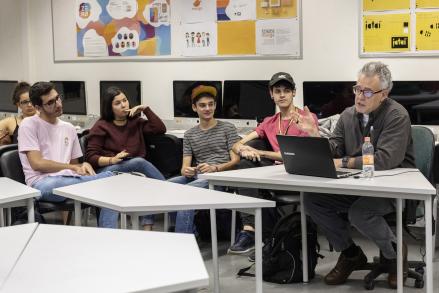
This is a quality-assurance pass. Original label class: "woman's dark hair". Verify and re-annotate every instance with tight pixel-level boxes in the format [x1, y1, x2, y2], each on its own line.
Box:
[12, 82, 31, 105]
[29, 82, 55, 107]
[101, 86, 124, 121]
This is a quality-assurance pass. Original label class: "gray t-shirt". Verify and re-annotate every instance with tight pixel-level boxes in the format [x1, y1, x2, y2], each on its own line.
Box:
[183, 120, 240, 165]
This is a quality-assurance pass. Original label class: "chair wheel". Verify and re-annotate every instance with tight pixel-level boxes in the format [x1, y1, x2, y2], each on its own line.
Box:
[414, 279, 424, 288]
[415, 267, 424, 275]
[364, 280, 375, 290]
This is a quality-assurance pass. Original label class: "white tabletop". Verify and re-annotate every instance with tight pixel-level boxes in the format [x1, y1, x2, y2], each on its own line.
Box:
[0, 223, 37, 287]
[0, 177, 40, 205]
[198, 165, 436, 199]
[1, 224, 208, 293]
[53, 174, 275, 212]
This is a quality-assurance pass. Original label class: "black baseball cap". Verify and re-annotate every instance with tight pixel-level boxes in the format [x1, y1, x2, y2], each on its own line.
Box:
[269, 72, 295, 88]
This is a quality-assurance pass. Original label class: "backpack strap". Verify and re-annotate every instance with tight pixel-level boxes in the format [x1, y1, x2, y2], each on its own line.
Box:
[236, 264, 255, 278]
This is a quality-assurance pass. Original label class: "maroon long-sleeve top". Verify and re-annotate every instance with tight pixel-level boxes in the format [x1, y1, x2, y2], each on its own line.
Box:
[86, 107, 166, 168]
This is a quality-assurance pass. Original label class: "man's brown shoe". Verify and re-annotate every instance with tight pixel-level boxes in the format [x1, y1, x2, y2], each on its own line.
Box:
[387, 242, 408, 289]
[324, 247, 368, 285]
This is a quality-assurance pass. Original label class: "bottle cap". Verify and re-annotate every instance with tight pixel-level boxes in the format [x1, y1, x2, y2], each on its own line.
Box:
[364, 137, 370, 142]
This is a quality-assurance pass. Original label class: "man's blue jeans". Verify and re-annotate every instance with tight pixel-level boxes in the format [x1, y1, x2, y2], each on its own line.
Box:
[168, 175, 223, 234]
[97, 157, 165, 226]
[32, 171, 119, 228]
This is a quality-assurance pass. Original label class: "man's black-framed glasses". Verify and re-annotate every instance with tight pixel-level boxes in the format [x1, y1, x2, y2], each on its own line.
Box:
[352, 85, 385, 99]
[43, 94, 63, 107]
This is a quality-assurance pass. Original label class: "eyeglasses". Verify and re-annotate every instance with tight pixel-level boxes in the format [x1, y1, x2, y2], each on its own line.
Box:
[42, 94, 63, 108]
[352, 85, 385, 99]
[19, 100, 32, 106]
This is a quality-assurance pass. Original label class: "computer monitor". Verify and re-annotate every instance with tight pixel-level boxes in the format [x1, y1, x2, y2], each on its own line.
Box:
[51, 81, 87, 115]
[222, 80, 275, 123]
[0, 80, 19, 113]
[303, 81, 356, 119]
[173, 80, 223, 118]
[389, 81, 439, 125]
[100, 81, 141, 111]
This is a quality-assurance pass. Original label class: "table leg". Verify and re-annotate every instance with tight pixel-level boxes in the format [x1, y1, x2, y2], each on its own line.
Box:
[7, 208, 11, 225]
[210, 208, 219, 293]
[164, 212, 169, 232]
[231, 209, 236, 246]
[131, 214, 139, 230]
[0, 208, 4, 227]
[27, 199, 35, 223]
[300, 192, 309, 283]
[121, 213, 127, 229]
[425, 196, 433, 293]
[255, 208, 263, 293]
[396, 198, 402, 293]
[74, 200, 81, 226]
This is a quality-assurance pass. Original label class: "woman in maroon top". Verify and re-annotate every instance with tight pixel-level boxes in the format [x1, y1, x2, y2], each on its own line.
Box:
[86, 86, 166, 230]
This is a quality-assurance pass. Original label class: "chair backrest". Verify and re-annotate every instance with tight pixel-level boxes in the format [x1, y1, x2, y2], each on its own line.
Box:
[78, 134, 89, 163]
[411, 125, 435, 182]
[0, 144, 18, 176]
[144, 134, 182, 179]
[0, 149, 26, 184]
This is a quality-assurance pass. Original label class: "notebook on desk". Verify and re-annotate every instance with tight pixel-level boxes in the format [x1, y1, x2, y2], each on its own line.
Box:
[277, 135, 361, 179]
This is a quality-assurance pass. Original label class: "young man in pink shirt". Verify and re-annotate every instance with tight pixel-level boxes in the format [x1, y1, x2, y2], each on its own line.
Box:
[229, 72, 318, 254]
[18, 82, 117, 228]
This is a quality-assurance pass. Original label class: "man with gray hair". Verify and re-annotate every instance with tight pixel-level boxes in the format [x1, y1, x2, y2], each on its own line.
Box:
[297, 61, 415, 288]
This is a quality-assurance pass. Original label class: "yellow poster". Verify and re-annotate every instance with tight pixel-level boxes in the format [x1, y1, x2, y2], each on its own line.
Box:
[417, 0, 439, 8]
[218, 21, 256, 55]
[363, 14, 410, 52]
[416, 12, 439, 50]
[256, 0, 297, 19]
[363, 0, 410, 11]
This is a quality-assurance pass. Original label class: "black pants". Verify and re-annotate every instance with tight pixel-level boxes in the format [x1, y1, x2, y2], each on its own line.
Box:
[236, 158, 279, 240]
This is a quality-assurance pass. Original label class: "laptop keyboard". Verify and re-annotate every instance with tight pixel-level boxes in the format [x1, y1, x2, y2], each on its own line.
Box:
[336, 170, 351, 176]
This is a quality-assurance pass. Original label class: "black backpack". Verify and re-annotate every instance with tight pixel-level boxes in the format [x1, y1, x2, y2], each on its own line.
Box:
[238, 212, 323, 284]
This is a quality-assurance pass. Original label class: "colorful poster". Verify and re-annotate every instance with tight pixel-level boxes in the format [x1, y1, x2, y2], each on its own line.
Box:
[76, 0, 171, 57]
[217, 0, 256, 21]
[416, 0, 439, 8]
[218, 20, 256, 55]
[363, 0, 410, 11]
[256, 0, 297, 19]
[416, 12, 439, 50]
[181, 22, 217, 56]
[363, 14, 410, 53]
[177, 0, 217, 24]
[256, 18, 299, 55]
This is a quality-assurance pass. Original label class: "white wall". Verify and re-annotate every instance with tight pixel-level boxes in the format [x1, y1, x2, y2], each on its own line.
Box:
[20, 0, 439, 118]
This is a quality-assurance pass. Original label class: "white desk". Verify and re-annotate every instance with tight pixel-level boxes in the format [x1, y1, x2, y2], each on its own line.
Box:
[0, 223, 38, 288]
[53, 174, 275, 293]
[0, 177, 39, 226]
[199, 165, 437, 293]
[1, 224, 208, 293]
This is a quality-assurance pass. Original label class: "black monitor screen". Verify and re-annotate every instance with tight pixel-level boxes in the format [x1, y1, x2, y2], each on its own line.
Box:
[222, 80, 274, 122]
[51, 81, 87, 115]
[389, 81, 439, 125]
[100, 81, 141, 111]
[303, 81, 356, 119]
[0, 80, 18, 112]
[173, 81, 222, 118]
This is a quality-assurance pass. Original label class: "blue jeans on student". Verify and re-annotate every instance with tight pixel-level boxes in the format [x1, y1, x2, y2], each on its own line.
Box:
[32, 171, 118, 228]
[97, 157, 166, 226]
[168, 175, 224, 234]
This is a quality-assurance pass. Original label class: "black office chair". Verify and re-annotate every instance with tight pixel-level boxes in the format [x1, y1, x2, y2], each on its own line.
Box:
[0, 144, 18, 177]
[359, 125, 436, 290]
[0, 149, 87, 225]
[144, 134, 183, 179]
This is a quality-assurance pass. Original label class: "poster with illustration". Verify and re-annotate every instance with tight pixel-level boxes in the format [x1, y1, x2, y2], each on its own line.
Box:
[76, 0, 171, 57]
[181, 22, 217, 56]
[217, 0, 256, 21]
[177, 0, 217, 23]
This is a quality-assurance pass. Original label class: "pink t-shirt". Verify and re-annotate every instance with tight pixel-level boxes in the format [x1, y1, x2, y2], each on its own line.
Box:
[255, 109, 319, 152]
[18, 115, 83, 186]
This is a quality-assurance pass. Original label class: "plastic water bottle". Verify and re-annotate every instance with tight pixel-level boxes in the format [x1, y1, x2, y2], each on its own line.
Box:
[362, 136, 374, 179]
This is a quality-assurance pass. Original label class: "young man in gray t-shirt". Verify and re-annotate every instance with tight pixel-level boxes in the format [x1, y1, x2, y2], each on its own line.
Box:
[168, 84, 240, 234]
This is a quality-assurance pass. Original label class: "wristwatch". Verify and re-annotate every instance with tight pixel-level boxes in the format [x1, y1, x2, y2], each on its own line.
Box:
[341, 157, 349, 168]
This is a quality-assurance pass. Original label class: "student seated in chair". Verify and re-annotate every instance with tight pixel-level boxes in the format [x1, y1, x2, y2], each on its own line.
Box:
[18, 81, 117, 228]
[0, 82, 36, 145]
[86, 86, 166, 230]
[168, 85, 240, 234]
[228, 72, 319, 254]
[299, 62, 415, 288]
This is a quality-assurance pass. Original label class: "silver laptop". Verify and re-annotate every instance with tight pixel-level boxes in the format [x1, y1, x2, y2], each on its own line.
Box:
[277, 135, 362, 179]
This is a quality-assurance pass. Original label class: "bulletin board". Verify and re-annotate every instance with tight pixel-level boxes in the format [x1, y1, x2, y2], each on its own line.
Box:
[360, 0, 439, 57]
[52, 0, 302, 61]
